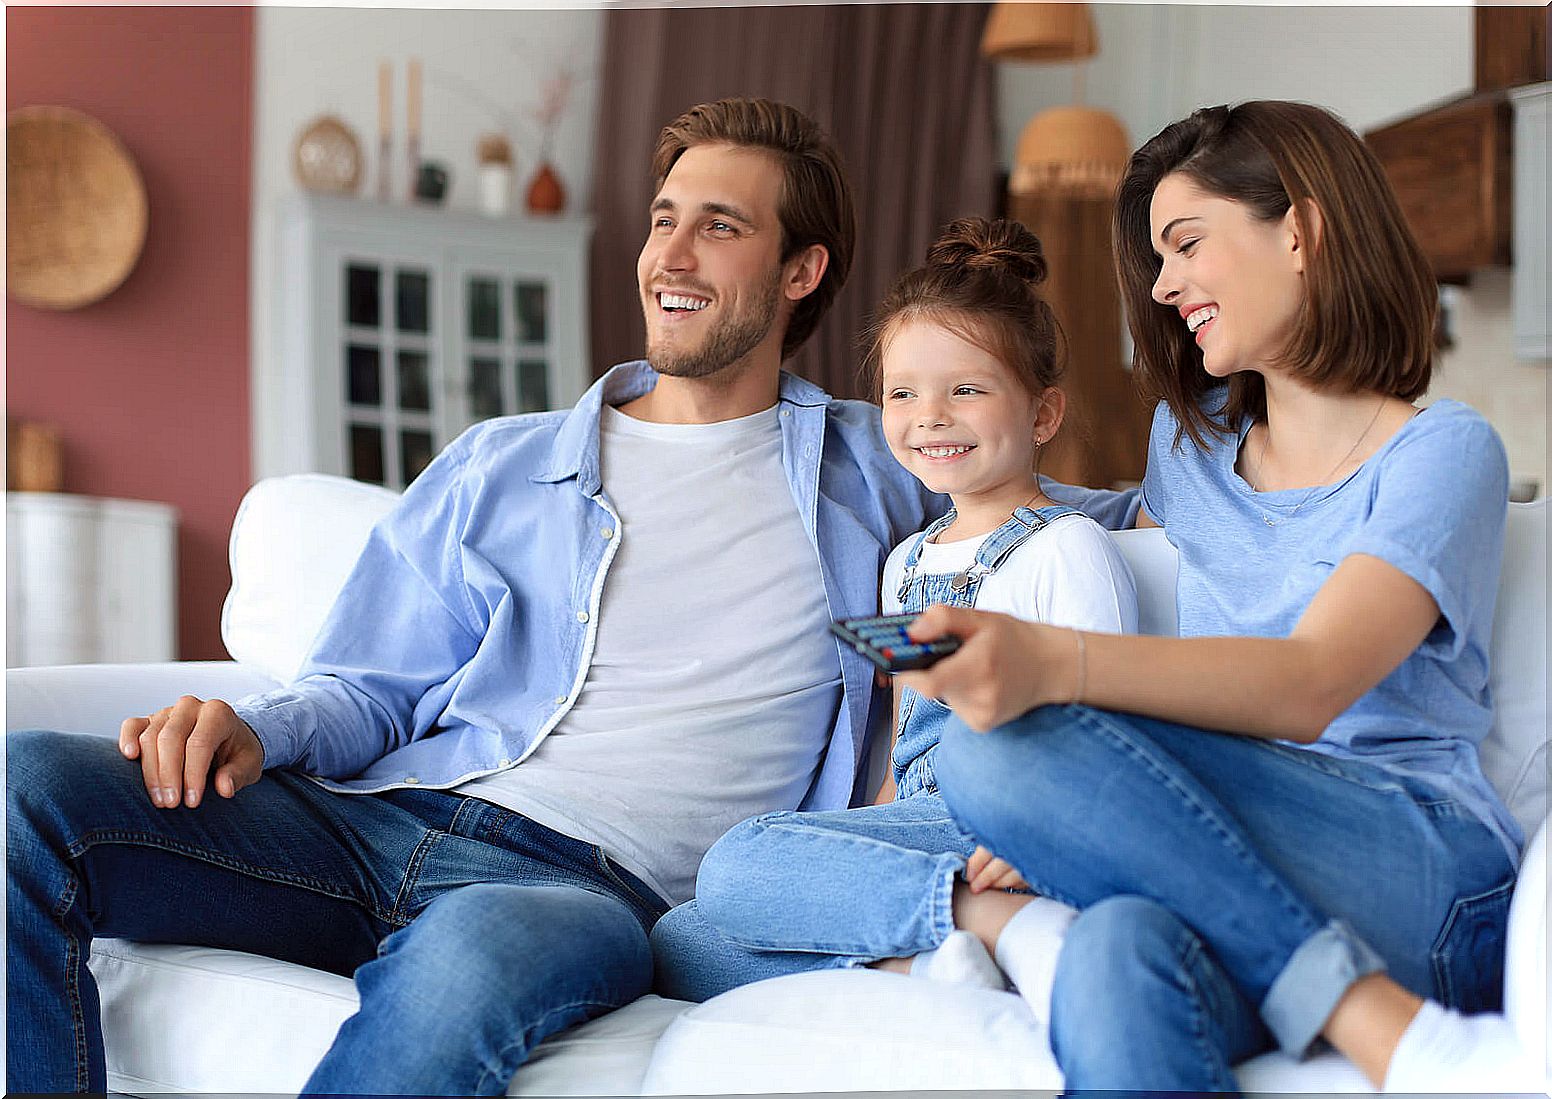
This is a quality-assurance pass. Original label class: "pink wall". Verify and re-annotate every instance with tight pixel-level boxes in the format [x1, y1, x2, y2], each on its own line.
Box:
[8, 6, 253, 661]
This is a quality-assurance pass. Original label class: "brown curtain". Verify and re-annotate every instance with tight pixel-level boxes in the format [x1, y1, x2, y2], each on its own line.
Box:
[588, 3, 997, 399]
[1009, 191, 1152, 489]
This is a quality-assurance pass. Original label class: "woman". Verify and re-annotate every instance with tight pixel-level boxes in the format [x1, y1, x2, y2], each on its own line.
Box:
[904, 101, 1521, 1092]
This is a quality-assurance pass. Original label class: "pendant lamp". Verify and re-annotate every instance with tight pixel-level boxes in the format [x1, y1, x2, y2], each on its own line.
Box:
[983, 2, 1131, 199]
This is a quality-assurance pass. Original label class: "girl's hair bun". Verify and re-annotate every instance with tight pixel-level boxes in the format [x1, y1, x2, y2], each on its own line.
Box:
[925, 217, 1048, 287]
[861, 215, 1066, 400]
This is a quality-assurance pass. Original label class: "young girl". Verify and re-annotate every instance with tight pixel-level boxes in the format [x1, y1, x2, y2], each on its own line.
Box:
[907, 102, 1522, 1092]
[649, 217, 1137, 1001]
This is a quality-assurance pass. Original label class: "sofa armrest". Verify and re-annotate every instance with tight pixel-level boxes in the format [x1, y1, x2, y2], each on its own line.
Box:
[1504, 815, 1549, 1070]
[6, 662, 281, 737]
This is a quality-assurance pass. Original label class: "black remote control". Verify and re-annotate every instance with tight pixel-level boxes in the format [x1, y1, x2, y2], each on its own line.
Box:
[829, 613, 961, 674]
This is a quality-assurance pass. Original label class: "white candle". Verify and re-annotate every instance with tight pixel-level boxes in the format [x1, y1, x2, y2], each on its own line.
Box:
[378, 61, 390, 140]
[407, 59, 422, 142]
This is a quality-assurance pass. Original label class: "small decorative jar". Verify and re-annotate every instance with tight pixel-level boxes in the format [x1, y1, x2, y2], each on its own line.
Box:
[476, 134, 514, 217]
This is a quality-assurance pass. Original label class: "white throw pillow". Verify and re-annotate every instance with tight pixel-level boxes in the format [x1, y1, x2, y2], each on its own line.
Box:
[221, 474, 400, 682]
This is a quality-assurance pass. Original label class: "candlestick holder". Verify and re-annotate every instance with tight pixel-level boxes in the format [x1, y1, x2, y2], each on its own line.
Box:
[377, 134, 391, 202]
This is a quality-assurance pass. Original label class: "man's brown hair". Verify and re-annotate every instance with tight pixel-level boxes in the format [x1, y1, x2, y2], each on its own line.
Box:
[652, 98, 856, 360]
[1113, 100, 1437, 449]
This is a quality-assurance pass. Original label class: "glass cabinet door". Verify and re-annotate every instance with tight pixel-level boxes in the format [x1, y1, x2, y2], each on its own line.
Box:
[340, 259, 439, 489]
[459, 269, 557, 429]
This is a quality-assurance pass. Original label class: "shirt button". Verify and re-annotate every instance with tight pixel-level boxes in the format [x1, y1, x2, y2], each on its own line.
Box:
[498, 758, 511, 767]
[600, 527, 614, 540]
[780, 409, 790, 417]
[404, 775, 420, 784]
[554, 695, 567, 705]
[576, 610, 590, 623]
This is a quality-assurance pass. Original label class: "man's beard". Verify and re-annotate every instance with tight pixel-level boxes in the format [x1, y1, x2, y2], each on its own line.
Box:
[645, 269, 781, 379]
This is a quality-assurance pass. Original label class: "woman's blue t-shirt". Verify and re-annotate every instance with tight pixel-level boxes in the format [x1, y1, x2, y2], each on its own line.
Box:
[1140, 391, 1521, 860]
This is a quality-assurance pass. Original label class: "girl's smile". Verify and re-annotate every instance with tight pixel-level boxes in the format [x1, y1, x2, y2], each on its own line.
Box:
[880, 318, 1059, 534]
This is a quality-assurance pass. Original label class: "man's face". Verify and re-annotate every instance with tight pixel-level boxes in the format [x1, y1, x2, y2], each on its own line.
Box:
[637, 143, 789, 378]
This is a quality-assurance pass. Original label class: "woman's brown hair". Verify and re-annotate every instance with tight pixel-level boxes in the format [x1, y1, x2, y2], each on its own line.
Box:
[653, 98, 855, 361]
[1114, 101, 1436, 449]
[862, 217, 1065, 401]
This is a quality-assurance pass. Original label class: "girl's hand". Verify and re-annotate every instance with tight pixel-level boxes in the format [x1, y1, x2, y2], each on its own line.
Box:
[896, 605, 1070, 732]
[965, 845, 1028, 892]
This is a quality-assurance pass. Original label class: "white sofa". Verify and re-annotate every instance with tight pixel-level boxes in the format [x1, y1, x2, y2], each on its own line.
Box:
[7, 474, 1547, 1094]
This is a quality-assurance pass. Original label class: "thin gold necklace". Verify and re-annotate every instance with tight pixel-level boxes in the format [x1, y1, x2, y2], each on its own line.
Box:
[1248, 398, 1385, 527]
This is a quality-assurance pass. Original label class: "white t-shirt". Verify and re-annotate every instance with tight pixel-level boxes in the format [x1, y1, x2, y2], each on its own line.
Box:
[881, 510, 1138, 634]
[459, 405, 841, 905]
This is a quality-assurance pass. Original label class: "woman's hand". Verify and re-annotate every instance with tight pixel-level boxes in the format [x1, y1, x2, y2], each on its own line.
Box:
[965, 845, 1028, 892]
[896, 605, 1075, 732]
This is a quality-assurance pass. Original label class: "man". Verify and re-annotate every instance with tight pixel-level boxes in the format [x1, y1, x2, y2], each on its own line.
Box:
[7, 97, 947, 1095]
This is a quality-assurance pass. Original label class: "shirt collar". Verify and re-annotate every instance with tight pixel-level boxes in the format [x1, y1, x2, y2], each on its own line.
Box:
[532, 361, 832, 493]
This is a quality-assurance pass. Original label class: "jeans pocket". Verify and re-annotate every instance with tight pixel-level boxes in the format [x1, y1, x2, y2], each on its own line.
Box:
[1430, 877, 1513, 1013]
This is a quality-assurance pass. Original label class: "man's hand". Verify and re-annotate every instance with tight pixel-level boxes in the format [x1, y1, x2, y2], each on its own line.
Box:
[896, 605, 1060, 732]
[119, 696, 264, 809]
[965, 845, 1028, 893]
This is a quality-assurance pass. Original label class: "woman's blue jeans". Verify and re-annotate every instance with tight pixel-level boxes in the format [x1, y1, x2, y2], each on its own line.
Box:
[651, 794, 979, 1002]
[6, 730, 668, 1095]
[931, 704, 1516, 1093]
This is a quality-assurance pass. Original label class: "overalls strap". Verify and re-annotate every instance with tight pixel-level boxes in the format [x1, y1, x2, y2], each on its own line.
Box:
[900, 509, 959, 572]
[976, 504, 1081, 572]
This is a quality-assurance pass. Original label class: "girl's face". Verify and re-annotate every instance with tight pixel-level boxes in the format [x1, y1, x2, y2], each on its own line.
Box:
[880, 318, 1051, 503]
[1148, 172, 1307, 378]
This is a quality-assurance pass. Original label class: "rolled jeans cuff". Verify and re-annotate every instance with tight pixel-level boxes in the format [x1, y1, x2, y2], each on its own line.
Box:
[1261, 918, 1386, 1058]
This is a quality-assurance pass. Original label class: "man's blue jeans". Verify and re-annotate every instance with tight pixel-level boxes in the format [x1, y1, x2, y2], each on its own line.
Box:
[932, 705, 1517, 1094]
[651, 795, 978, 1001]
[6, 730, 668, 1095]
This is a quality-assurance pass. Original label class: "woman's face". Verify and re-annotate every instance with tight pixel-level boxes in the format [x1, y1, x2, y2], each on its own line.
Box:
[1148, 172, 1307, 378]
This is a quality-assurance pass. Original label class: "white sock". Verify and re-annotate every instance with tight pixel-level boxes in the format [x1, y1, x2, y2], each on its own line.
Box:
[1383, 999, 1544, 1093]
[908, 929, 1008, 991]
[992, 896, 1078, 1023]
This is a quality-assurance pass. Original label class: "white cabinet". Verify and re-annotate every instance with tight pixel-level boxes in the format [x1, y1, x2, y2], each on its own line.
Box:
[272, 195, 592, 490]
[1510, 82, 1550, 363]
[6, 493, 177, 667]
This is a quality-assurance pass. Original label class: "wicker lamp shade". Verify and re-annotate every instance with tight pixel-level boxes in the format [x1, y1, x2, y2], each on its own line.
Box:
[981, 3, 1128, 198]
[7, 106, 148, 311]
[1010, 104, 1131, 198]
[981, 2, 1097, 62]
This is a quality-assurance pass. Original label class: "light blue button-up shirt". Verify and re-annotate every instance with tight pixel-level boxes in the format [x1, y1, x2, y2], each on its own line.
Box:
[233, 362, 949, 811]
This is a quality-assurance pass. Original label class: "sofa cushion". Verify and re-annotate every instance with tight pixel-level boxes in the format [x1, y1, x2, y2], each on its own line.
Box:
[221, 474, 399, 682]
[89, 939, 688, 1095]
[1109, 525, 1179, 636]
[639, 968, 1374, 1093]
[1478, 500, 1548, 845]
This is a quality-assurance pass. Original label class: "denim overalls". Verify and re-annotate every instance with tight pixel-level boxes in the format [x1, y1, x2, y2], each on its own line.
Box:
[892, 504, 1079, 800]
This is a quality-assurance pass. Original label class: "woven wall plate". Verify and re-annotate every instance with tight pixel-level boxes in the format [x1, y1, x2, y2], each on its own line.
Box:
[294, 115, 363, 195]
[7, 106, 149, 311]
